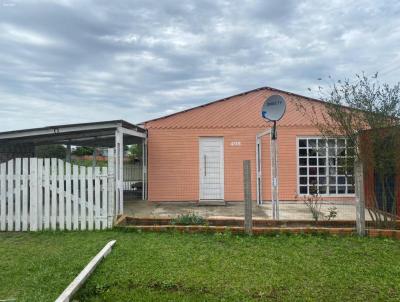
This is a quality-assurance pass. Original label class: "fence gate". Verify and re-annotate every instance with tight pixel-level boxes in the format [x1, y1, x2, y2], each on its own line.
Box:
[0, 155, 115, 232]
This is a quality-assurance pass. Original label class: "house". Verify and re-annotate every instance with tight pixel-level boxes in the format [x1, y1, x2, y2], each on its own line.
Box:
[143, 87, 356, 204]
[0, 87, 357, 207]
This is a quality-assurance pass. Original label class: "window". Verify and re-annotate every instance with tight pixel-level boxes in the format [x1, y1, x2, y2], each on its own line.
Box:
[298, 138, 355, 195]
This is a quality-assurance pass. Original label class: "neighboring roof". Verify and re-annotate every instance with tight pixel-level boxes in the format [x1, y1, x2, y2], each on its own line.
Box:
[144, 86, 329, 129]
[0, 120, 146, 147]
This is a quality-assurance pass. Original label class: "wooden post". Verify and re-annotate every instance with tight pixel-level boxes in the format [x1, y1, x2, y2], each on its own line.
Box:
[355, 159, 366, 236]
[107, 148, 115, 228]
[243, 160, 252, 235]
[29, 158, 38, 231]
[55, 240, 116, 302]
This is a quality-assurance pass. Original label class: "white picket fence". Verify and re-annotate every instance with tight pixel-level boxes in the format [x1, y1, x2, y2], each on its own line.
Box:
[0, 157, 115, 231]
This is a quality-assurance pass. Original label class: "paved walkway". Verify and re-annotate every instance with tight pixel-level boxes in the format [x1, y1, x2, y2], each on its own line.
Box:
[124, 200, 364, 221]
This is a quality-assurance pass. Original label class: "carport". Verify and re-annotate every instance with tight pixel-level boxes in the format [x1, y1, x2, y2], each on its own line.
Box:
[0, 120, 147, 215]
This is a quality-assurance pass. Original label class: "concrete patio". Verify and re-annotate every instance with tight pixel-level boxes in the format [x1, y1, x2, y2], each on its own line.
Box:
[124, 200, 365, 221]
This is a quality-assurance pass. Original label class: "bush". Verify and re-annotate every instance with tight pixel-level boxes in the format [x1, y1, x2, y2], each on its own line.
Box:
[73, 146, 94, 156]
[36, 144, 66, 159]
[170, 212, 206, 225]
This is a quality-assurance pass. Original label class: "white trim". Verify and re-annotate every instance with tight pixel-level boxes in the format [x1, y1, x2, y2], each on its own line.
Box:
[117, 126, 147, 138]
[296, 136, 356, 197]
[256, 129, 272, 205]
[257, 129, 272, 138]
[0, 124, 118, 140]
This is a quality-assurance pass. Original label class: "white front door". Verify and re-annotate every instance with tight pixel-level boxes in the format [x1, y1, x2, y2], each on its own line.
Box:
[199, 137, 224, 200]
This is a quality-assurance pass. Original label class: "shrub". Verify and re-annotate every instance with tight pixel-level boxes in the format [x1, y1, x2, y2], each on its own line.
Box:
[170, 212, 206, 225]
[36, 144, 66, 159]
[73, 146, 94, 156]
[325, 206, 338, 221]
[303, 185, 322, 221]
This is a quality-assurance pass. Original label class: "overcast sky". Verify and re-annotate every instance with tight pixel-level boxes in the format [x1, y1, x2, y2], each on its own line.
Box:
[0, 0, 399, 131]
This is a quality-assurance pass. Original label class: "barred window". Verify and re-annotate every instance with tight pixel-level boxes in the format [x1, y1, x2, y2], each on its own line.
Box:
[298, 138, 355, 195]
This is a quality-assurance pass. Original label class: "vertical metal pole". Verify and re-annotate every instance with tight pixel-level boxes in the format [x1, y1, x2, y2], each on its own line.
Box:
[256, 136, 262, 205]
[66, 144, 71, 163]
[92, 148, 97, 169]
[355, 159, 366, 236]
[115, 129, 124, 215]
[270, 122, 279, 220]
[243, 160, 252, 234]
[142, 138, 148, 201]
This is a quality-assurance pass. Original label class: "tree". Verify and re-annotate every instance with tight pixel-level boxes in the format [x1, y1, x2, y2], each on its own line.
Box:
[73, 146, 94, 156]
[36, 144, 66, 159]
[298, 73, 400, 227]
[127, 144, 142, 162]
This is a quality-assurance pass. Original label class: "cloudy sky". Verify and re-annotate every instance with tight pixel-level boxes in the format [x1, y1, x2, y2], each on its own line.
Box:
[0, 0, 399, 131]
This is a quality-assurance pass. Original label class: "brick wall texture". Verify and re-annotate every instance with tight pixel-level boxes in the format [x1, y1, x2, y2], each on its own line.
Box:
[144, 87, 355, 203]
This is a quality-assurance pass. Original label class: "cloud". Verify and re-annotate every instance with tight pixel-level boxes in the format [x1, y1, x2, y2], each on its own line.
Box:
[0, 0, 399, 131]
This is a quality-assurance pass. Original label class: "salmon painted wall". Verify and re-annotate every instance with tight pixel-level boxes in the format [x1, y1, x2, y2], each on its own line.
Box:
[146, 126, 354, 202]
[144, 87, 355, 203]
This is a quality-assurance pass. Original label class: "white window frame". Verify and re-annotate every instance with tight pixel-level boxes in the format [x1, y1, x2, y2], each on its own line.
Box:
[296, 136, 355, 197]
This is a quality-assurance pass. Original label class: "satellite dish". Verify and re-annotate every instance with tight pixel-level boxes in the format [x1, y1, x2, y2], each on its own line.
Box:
[261, 95, 286, 122]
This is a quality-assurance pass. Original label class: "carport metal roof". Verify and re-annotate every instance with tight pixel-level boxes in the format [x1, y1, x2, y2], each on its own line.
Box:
[0, 120, 147, 147]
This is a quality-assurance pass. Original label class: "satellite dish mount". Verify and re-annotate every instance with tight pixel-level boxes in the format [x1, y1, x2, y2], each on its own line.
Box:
[261, 94, 286, 139]
[260, 95, 286, 220]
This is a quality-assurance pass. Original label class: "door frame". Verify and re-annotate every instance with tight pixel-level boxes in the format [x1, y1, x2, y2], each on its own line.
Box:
[198, 137, 224, 200]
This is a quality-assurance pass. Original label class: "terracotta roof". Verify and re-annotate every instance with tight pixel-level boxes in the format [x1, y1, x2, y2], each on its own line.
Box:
[144, 86, 328, 129]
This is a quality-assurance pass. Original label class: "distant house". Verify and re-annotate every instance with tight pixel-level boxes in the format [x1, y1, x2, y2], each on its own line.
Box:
[143, 87, 356, 204]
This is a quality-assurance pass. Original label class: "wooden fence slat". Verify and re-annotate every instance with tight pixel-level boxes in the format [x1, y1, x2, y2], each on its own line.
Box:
[43, 159, 50, 230]
[0, 162, 6, 231]
[65, 162, 72, 230]
[29, 158, 38, 231]
[37, 159, 43, 230]
[58, 159, 65, 230]
[0, 157, 115, 232]
[73, 165, 79, 230]
[80, 166, 87, 230]
[21, 158, 28, 231]
[102, 167, 108, 229]
[14, 158, 21, 231]
[87, 168, 94, 230]
[51, 158, 58, 229]
[7, 159, 14, 231]
[94, 167, 101, 230]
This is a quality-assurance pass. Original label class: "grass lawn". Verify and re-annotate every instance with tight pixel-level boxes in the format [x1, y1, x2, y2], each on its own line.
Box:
[1, 231, 400, 301]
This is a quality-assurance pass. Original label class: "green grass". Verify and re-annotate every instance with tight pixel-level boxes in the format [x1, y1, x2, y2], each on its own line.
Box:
[1, 231, 400, 301]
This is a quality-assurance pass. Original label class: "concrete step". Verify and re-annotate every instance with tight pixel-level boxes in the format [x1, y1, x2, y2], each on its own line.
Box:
[198, 199, 226, 206]
[117, 216, 360, 228]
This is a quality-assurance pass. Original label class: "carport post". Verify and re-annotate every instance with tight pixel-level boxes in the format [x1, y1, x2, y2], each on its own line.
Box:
[107, 148, 115, 227]
[142, 138, 148, 200]
[66, 144, 71, 163]
[92, 148, 97, 168]
[115, 129, 124, 215]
